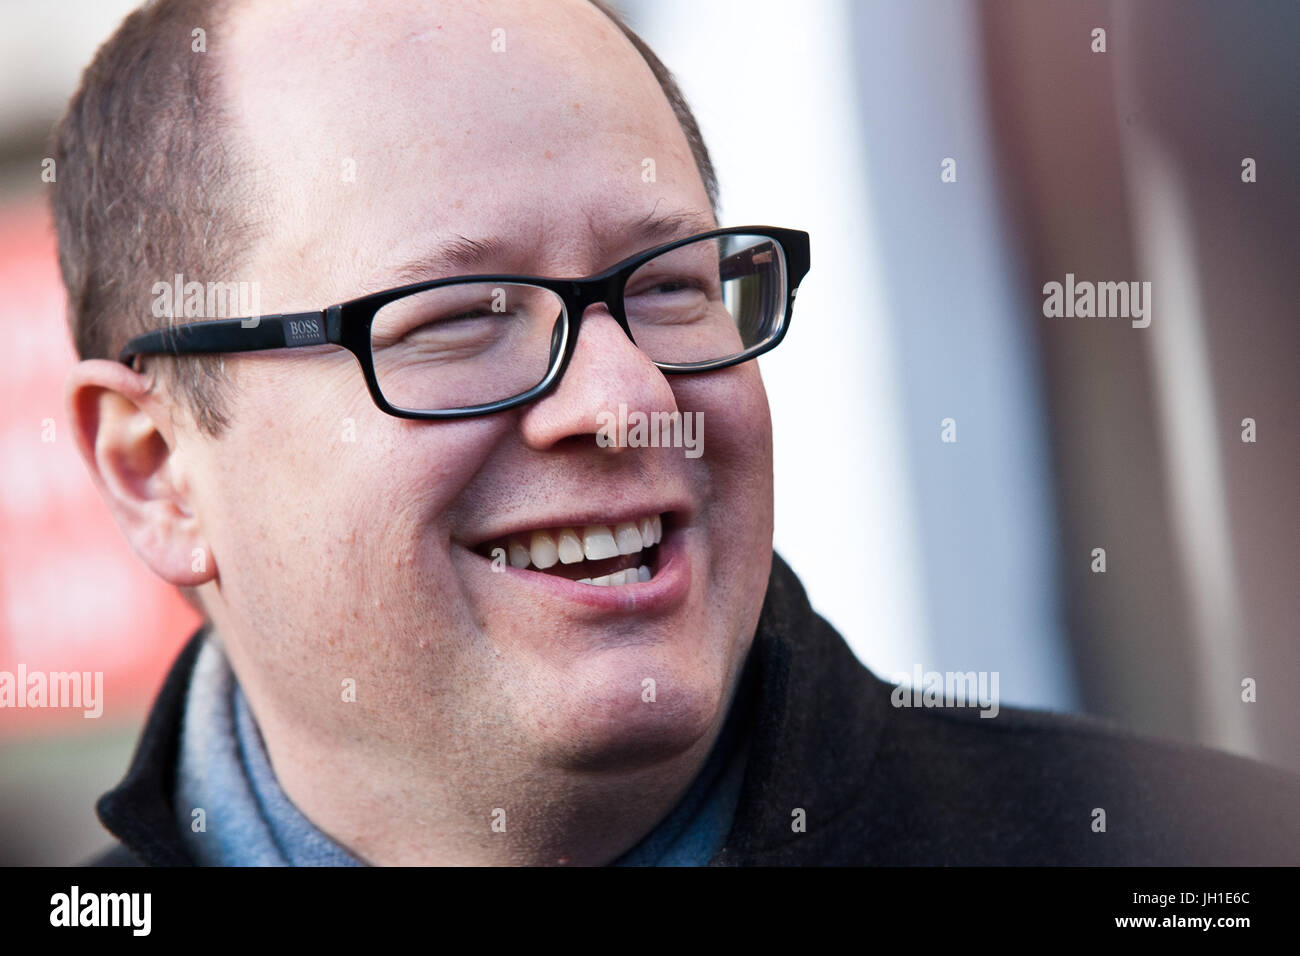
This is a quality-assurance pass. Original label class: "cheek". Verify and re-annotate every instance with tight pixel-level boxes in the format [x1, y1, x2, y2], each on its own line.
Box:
[672, 366, 774, 595]
[185, 397, 521, 720]
[678, 364, 773, 495]
[188, 379, 512, 616]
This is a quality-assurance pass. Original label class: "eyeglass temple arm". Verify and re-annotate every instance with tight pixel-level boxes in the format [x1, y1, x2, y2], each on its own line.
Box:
[117, 310, 331, 364]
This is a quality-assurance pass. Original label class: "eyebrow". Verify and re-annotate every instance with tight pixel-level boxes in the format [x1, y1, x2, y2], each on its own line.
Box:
[390, 235, 513, 286]
[623, 208, 719, 247]
[386, 208, 719, 287]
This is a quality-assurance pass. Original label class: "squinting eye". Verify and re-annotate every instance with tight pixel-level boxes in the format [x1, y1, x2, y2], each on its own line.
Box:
[630, 276, 706, 297]
[408, 301, 520, 331]
[440, 308, 498, 322]
[372, 309, 500, 349]
[650, 280, 693, 294]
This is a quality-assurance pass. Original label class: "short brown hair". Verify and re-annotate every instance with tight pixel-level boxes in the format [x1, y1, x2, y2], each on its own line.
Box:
[51, 0, 718, 437]
[52, 0, 250, 435]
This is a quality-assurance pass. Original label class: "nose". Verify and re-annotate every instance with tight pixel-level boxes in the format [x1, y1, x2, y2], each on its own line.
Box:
[518, 303, 680, 451]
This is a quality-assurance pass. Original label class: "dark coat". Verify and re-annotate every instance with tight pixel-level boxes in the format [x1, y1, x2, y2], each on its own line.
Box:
[86, 553, 1300, 866]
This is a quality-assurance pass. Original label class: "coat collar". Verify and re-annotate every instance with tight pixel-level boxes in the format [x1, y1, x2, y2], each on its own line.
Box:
[96, 628, 206, 865]
[709, 553, 890, 864]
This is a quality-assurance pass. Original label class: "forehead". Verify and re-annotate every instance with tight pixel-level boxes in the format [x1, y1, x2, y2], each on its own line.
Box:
[221, 0, 710, 303]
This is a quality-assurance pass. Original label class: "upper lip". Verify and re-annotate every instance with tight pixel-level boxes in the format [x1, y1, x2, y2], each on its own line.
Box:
[460, 499, 691, 550]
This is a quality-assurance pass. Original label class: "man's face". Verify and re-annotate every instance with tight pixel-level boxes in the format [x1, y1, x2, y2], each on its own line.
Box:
[185, 0, 774, 776]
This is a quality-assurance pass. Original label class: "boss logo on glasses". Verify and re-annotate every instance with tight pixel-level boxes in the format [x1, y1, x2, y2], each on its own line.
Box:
[285, 318, 326, 346]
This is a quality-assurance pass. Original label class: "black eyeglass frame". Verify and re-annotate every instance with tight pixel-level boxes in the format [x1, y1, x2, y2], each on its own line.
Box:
[118, 225, 810, 420]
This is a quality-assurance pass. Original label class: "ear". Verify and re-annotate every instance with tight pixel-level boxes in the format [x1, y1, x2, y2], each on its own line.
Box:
[65, 359, 216, 588]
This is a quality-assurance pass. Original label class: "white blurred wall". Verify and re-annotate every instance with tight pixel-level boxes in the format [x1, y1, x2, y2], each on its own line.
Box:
[624, 0, 933, 678]
[626, 0, 1078, 710]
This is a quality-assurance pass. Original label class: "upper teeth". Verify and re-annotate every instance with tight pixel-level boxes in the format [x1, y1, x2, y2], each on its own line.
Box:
[501, 513, 662, 571]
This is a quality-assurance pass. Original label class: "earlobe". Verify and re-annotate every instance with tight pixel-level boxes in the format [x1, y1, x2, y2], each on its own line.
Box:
[65, 359, 217, 589]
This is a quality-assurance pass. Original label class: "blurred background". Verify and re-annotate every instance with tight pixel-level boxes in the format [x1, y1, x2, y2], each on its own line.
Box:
[1, 0, 1296, 864]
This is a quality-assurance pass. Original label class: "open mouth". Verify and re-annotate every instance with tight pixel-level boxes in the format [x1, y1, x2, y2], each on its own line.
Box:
[474, 512, 668, 587]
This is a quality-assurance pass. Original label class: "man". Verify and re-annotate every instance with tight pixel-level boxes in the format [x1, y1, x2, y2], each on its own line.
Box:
[57, 0, 1299, 866]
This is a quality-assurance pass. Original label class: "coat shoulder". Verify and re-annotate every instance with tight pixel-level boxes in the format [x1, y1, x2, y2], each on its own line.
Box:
[728, 556, 1300, 865]
[848, 689, 1300, 864]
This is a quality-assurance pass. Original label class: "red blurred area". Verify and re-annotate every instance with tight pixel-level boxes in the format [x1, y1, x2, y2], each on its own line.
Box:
[0, 200, 199, 737]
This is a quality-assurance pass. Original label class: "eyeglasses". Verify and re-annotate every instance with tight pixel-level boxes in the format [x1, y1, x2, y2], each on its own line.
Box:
[118, 225, 810, 419]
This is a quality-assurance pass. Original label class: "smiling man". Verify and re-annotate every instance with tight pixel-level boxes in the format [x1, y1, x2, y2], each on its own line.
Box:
[58, 0, 1300, 867]
[61, 0, 791, 867]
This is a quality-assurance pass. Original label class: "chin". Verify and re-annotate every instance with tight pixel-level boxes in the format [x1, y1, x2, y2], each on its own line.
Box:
[535, 646, 731, 774]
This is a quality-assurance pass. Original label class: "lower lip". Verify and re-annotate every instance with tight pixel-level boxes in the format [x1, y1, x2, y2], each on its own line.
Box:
[478, 527, 691, 613]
